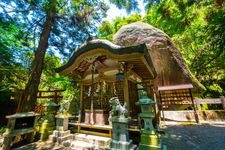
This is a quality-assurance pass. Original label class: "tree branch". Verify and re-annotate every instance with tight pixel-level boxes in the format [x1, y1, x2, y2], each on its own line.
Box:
[6, 8, 37, 13]
[23, 16, 46, 41]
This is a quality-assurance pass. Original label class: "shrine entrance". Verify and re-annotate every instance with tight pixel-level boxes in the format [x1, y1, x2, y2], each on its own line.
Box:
[56, 39, 157, 137]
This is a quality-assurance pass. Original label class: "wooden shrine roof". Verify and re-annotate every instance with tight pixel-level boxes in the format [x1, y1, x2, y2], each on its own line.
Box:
[56, 39, 157, 81]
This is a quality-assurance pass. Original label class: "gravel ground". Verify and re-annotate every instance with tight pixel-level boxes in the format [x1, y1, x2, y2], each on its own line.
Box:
[161, 121, 225, 150]
[1, 121, 225, 150]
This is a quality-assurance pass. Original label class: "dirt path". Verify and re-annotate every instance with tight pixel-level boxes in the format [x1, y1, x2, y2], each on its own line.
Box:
[161, 122, 225, 150]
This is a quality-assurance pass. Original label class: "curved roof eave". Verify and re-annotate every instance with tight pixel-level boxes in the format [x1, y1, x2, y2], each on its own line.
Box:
[55, 39, 157, 79]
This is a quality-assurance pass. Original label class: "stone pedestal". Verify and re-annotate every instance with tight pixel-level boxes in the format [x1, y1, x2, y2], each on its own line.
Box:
[139, 134, 160, 150]
[110, 117, 134, 150]
[49, 115, 73, 144]
[137, 98, 161, 150]
[40, 119, 55, 141]
[50, 130, 73, 144]
[56, 115, 69, 131]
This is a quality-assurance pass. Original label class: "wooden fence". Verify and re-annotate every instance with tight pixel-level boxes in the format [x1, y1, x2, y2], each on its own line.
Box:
[194, 96, 225, 110]
[11, 89, 64, 113]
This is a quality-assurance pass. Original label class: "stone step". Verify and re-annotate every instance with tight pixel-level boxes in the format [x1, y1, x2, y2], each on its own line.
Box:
[48, 134, 57, 142]
[49, 134, 74, 144]
[73, 133, 111, 149]
[62, 139, 72, 148]
[70, 140, 95, 150]
[53, 130, 71, 137]
[73, 133, 89, 143]
[58, 134, 74, 144]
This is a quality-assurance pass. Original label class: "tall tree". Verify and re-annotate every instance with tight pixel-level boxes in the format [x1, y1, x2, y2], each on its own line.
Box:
[21, 0, 57, 111]
[0, 0, 108, 112]
[0, 0, 162, 112]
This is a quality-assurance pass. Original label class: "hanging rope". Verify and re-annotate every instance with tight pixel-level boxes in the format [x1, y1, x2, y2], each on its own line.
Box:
[90, 63, 95, 125]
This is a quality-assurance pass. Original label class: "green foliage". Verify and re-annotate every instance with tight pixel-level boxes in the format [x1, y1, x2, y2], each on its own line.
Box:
[114, 13, 142, 30]
[0, 126, 6, 133]
[98, 13, 142, 40]
[109, 0, 140, 13]
[0, 0, 224, 112]
[56, 81, 80, 115]
[40, 54, 65, 90]
[145, 0, 200, 36]
[99, 21, 115, 40]
[0, 0, 110, 61]
[0, 0, 111, 111]
[0, 0, 147, 112]
[98, 0, 225, 99]
[145, 0, 225, 98]
[0, 20, 29, 106]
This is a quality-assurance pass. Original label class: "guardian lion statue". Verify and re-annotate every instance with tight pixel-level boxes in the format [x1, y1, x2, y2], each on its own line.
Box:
[109, 97, 128, 118]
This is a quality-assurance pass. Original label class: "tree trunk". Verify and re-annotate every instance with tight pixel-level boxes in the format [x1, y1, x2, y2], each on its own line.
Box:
[19, 4, 56, 112]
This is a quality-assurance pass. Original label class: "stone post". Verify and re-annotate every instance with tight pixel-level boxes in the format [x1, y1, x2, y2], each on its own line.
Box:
[136, 97, 161, 150]
[2, 118, 15, 150]
[220, 96, 225, 110]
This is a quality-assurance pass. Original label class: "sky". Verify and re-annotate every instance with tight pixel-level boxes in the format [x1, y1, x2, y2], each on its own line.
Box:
[105, 1, 145, 21]
[105, 4, 127, 21]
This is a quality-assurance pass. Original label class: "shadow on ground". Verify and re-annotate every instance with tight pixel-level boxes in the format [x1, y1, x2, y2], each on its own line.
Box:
[161, 122, 225, 150]
[12, 141, 64, 150]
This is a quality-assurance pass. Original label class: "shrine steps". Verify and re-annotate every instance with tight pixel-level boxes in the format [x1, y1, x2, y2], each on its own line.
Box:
[62, 133, 111, 150]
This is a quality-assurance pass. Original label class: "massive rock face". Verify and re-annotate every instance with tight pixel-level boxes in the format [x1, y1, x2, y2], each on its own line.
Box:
[114, 22, 203, 92]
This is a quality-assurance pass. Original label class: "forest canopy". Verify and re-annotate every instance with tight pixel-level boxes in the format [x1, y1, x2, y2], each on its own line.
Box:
[0, 0, 224, 112]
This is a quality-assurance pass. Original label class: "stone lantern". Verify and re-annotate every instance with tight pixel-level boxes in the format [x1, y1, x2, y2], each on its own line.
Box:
[50, 114, 73, 144]
[136, 97, 161, 150]
[39, 102, 58, 141]
[49, 102, 73, 144]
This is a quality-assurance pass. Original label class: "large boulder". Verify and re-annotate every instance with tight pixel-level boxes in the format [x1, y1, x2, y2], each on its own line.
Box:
[114, 22, 204, 92]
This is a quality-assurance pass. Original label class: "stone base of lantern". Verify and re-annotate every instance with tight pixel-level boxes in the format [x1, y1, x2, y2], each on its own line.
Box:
[139, 133, 161, 150]
[49, 130, 73, 144]
[111, 139, 136, 150]
[110, 117, 136, 150]
[49, 115, 73, 144]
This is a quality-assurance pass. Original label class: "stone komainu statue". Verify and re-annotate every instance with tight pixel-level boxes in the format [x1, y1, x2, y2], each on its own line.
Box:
[109, 97, 128, 118]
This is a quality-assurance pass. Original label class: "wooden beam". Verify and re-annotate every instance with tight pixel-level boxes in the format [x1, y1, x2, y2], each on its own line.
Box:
[141, 56, 156, 79]
[128, 70, 142, 82]
[78, 83, 84, 131]
[124, 72, 130, 115]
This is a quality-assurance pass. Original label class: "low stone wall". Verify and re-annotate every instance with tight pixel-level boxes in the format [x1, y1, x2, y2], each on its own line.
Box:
[161, 110, 225, 122]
